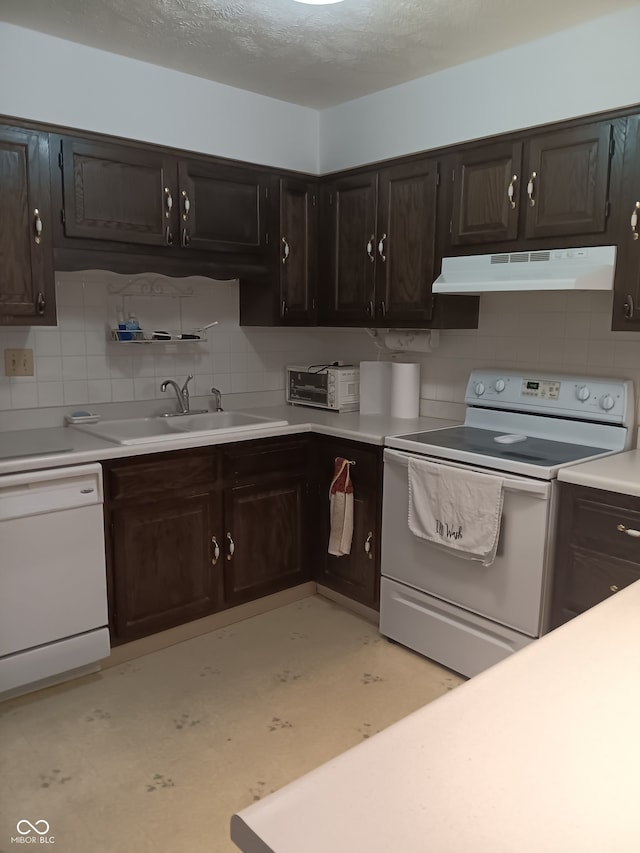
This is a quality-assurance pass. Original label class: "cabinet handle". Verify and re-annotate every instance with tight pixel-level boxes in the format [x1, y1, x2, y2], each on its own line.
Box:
[36, 292, 46, 315]
[616, 523, 640, 538]
[507, 175, 518, 209]
[377, 233, 387, 262]
[164, 187, 173, 218]
[33, 209, 43, 244]
[281, 237, 290, 264]
[380, 300, 386, 318]
[366, 234, 375, 262]
[367, 300, 374, 317]
[226, 532, 235, 560]
[631, 202, 640, 241]
[364, 531, 373, 560]
[181, 190, 190, 221]
[610, 584, 620, 593]
[165, 225, 173, 246]
[281, 300, 288, 318]
[527, 171, 537, 207]
[623, 294, 634, 320]
[181, 228, 190, 247]
[211, 535, 220, 566]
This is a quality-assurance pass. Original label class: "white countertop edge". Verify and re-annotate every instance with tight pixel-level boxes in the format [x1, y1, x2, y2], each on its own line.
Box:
[231, 581, 640, 853]
[558, 449, 640, 496]
[0, 408, 457, 476]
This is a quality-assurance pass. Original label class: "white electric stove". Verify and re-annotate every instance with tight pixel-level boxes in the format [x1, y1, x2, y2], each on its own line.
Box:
[380, 370, 634, 678]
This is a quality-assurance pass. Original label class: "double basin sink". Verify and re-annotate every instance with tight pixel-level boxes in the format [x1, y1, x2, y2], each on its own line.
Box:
[71, 411, 288, 446]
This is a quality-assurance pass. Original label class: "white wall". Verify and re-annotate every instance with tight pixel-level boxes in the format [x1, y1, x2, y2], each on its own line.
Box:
[0, 24, 319, 173]
[320, 5, 640, 172]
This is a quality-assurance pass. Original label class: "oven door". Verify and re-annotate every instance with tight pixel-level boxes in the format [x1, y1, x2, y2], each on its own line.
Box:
[381, 448, 557, 639]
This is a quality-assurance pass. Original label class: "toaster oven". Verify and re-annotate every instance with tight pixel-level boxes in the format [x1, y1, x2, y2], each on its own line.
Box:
[286, 365, 360, 412]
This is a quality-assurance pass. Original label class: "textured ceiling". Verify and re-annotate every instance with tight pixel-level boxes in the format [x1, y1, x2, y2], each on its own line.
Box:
[1, 0, 637, 108]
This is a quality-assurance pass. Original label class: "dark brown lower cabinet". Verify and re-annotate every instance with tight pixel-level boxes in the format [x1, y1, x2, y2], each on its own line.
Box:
[551, 482, 640, 628]
[313, 436, 383, 610]
[104, 436, 311, 644]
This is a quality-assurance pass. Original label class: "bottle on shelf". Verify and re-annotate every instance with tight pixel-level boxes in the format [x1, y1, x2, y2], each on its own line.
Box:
[125, 312, 142, 341]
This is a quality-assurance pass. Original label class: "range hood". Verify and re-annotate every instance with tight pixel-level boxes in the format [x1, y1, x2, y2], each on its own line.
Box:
[432, 246, 616, 295]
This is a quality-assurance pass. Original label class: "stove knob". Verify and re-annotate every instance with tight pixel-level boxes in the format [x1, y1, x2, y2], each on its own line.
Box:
[494, 379, 506, 393]
[600, 394, 615, 411]
[576, 384, 590, 402]
[474, 381, 486, 397]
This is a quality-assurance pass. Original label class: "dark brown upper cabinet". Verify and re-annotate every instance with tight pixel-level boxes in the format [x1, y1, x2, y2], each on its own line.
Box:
[449, 120, 617, 250]
[278, 177, 318, 324]
[177, 159, 269, 255]
[450, 141, 523, 245]
[58, 137, 174, 247]
[612, 114, 640, 330]
[320, 159, 440, 327]
[0, 124, 56, 325]
[54, 135, 272, 275]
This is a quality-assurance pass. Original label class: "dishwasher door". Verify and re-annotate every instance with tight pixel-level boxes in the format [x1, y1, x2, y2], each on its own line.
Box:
[0, 464, 110, 696]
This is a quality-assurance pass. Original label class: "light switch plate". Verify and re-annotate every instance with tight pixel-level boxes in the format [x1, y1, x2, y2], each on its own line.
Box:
[4, 348, 34, 377]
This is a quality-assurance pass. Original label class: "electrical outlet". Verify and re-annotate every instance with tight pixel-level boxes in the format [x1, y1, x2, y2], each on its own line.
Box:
[4, 348, 34, 377]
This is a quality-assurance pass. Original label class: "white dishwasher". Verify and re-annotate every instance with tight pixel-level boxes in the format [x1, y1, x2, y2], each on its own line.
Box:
[0, 463, 110, 698]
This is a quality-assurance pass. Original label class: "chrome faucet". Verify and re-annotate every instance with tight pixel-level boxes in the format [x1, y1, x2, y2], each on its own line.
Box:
[160, 375, 207, 416]
[210, 386, 223, 412]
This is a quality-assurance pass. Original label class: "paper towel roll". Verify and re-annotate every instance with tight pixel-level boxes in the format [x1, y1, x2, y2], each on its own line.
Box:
[391, 362, 420, 419]
[359, 361, 392, 414]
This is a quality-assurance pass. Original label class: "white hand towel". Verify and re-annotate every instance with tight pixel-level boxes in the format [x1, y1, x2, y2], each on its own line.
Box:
[407, 458, 504, 566]
[328, 458, 354, 557]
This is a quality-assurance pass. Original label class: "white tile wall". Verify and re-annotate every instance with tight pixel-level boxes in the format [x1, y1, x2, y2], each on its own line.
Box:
[416, 291, 640, 425]
[0, 272, 380, 417]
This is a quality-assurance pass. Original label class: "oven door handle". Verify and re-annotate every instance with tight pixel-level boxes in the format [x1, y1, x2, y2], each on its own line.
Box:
[383, 448, 551, 498]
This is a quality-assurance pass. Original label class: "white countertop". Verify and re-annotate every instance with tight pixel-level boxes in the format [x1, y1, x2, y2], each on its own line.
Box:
[558, 449, 640, 496]
[231, 580, 640, 853]
[0, 406, 455, 476]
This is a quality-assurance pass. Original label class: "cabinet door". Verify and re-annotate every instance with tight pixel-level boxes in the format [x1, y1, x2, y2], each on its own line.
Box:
[110, 493, 221, 642]
[222, 474, 308, 606]
[612, 114, 640, 330]
[0, 125, 55, 324]
[178, 159, 269, 256]
[279, 177, 318, 324]
[450, 141, 523, 245]
[376, 159, 438, 324]
[322, 173, 378, 323]
[523, 123, 613, 239]
[59, 137, 175, 246]
[314, 439, 382, 609]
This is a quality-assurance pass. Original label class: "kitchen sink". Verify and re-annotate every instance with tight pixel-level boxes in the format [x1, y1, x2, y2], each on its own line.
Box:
[70, 412, 288, 445]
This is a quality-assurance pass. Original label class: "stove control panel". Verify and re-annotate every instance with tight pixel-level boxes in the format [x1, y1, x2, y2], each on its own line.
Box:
[465, 370, 634, 426]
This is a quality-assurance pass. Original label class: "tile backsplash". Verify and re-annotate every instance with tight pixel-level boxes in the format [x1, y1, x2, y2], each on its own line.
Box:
[2, 275, 640, 432]
[0, 271, 380, 419]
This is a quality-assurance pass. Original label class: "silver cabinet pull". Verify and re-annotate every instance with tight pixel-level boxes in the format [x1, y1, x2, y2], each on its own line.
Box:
[281, 300, 288, 318]
[164, 187, 173, 218]
[36, 292, 46, 315]
[165, 225, 173, 246]
[623, 293, 635, 320]
[367, 300, 374, 317]
[527, 171, 537, 207]
[226, 532, 235, 560]
[181, 228, 190, 248]
[507, 175, 518, 209]
[364, 531, 373, 559]
[617, 523, 640, 538]
[378, 233, 387, 261]
[380, 300, 386, 318]
[33, 209, 43, 244]
[610, 584, 619, 593]
[211, 536, 220, 566]
[281, 237, 290, 264]
[631, 202, 639, 241]
[366, 234, 375, 262]
[181, 190, 190, 221]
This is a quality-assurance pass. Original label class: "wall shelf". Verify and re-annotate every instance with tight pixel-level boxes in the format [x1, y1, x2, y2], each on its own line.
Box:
[110, 329, 208, 344]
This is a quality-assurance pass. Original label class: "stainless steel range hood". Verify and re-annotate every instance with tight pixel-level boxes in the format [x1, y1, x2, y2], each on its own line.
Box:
[432, 246, 616, 295]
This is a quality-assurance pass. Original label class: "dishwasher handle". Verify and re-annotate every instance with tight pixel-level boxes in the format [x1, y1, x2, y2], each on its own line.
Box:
[383, 448, 551, 499]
